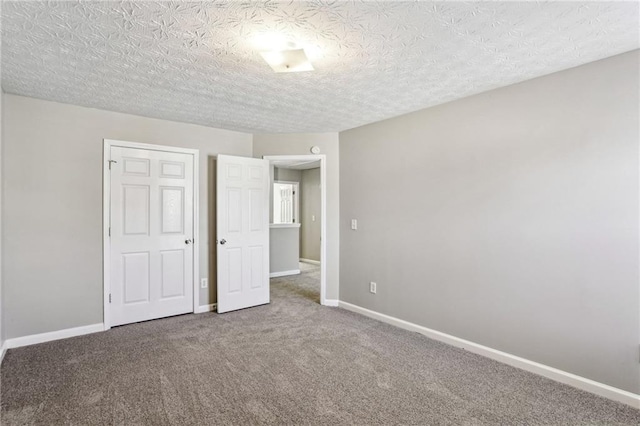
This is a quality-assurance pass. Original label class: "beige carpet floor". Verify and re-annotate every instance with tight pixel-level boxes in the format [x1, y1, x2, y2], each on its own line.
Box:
[2, 263, 639, 425]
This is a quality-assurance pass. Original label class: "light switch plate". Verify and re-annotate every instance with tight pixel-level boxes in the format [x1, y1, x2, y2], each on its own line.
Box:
[201, 278, 208, 289]
[351, 219, 358, 230]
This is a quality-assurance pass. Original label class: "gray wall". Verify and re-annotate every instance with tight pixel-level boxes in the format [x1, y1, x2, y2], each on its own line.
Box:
[0, 2, 4, 348]
[3, 94, 252, 339]
[274, 167, 301, 183]
[0, 88, 3, 346]
[253, 133, 340, 301]
[300, 168, 321, 261]
[269, 226, 300, 273]
[339, 50, 640, 394]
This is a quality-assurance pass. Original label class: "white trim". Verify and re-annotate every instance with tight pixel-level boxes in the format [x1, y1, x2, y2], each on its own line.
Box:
[194, 303, 217, 314]
[323, 299, 339, 307]
[264, 155, 328, 306]
[299, 258, 320, 266]
[0, 343, 6, 365]
[103, 140, 199, 155]
[4, 323, 104, 350]
[192, 152, 200, 316]
[338, 301, 640, 408]
[270, 223, 301, 229]
[103, 141, 111, 329]
[270, 269, 300, 278]
[103, 139, 200, 330]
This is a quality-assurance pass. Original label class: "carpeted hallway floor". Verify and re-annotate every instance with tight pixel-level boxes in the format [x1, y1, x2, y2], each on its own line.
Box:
[2, 263, 639, 425]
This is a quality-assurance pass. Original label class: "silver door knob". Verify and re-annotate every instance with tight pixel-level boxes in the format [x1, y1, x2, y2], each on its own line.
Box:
[220, 239, 227, 245]
[185, 239, 192, 244]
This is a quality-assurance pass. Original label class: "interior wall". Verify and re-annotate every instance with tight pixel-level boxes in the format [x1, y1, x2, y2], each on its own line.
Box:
[0, 88, 4, 348]
[339, 50, 640, 394]
[0, 1, 4, 351]
[3, 94, 252, 339]
[269, 226, 300, 274]
[253, 133, 340, 301]
[300, 168, 321, 261]
[274, 167, 301, 183]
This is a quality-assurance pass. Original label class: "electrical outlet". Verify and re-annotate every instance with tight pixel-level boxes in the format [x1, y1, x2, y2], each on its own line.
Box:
[351, 219, 358, 230]
[201, 278, 208, 289]
[312, 215, 316, 222]
[370, 281, 377, 294]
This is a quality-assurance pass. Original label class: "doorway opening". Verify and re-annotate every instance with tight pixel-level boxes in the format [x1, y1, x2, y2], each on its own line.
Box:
[263, 155, 327, 305]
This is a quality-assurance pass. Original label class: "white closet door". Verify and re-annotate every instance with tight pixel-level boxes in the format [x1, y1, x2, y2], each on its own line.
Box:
[109, 146, 194, 326]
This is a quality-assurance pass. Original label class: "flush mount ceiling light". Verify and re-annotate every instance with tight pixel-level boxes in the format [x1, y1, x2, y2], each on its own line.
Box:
[255, 35, 314, 73]
[260, 48, 314, 73]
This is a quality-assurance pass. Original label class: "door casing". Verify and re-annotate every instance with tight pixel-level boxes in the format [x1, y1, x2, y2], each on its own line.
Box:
[103, 139, 200, 330]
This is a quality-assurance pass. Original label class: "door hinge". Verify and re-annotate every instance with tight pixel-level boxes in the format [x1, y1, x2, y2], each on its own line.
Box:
[108, 160, 117, 170]
[109, 293, 112, 303]
[108, 227, 111, 237]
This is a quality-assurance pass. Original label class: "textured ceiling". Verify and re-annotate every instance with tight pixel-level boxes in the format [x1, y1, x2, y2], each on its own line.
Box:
[2, 1, 638, 133]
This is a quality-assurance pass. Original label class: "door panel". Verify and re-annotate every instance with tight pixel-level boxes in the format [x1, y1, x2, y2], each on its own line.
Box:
[217, 155, 270, 313]
[123, 157, 150, 176]
[160, 187, 184, 234]
[110, 146, 194, 326]
[227, 188, 242, 232]
[123, 185, 150, 235]
[249, 246, 264, 289]
[123, 252, 150, 303]
[160, 161, 185, 178]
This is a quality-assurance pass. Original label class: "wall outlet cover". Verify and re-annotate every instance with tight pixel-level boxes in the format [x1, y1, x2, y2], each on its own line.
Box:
[370, 281, 377, 294]
[201, 278, 208, 289]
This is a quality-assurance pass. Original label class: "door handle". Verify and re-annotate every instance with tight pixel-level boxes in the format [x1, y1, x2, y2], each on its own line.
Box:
[185, 239, 192, 245]
[220, 239, 227, 245]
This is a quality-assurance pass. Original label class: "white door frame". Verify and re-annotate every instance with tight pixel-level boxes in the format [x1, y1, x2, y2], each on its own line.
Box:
[102, 139, 200, 330]
[263, 155, 327, 305]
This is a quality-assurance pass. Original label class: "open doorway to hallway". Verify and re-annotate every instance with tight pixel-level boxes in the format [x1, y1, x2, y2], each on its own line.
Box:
[264, 155, 327, 305]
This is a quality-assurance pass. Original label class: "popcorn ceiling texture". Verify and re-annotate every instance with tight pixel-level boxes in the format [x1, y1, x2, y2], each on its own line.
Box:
[2, 1, 638, 133]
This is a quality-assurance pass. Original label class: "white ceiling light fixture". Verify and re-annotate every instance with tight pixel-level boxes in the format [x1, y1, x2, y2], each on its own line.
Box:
[257, 37, 314, 73]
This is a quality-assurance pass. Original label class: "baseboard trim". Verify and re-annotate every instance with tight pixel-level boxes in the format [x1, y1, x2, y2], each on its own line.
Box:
[270, 269, 300, 278]
[323, 299, 339, 307]
[338, 301, 640, 408]
[0, 342, 6, 365]
[194, 303, 217, 314]
[299, 258, 320, 265]
[4, 323, 105, 350]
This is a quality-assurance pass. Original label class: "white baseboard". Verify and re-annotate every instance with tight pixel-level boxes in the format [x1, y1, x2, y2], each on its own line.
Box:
[194, 303, 217, 314]
[4, 323, 105, 350]
[338, 301, 640, 408]
[270, 269, 300, 278]
[0, 342, 6, 365]
[323, 299, 339, 307]
[299, 258, 321, 265]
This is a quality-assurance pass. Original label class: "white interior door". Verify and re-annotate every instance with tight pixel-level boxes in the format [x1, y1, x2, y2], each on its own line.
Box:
[109, 146, 194, 326]
[217, 155, 270, 313]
